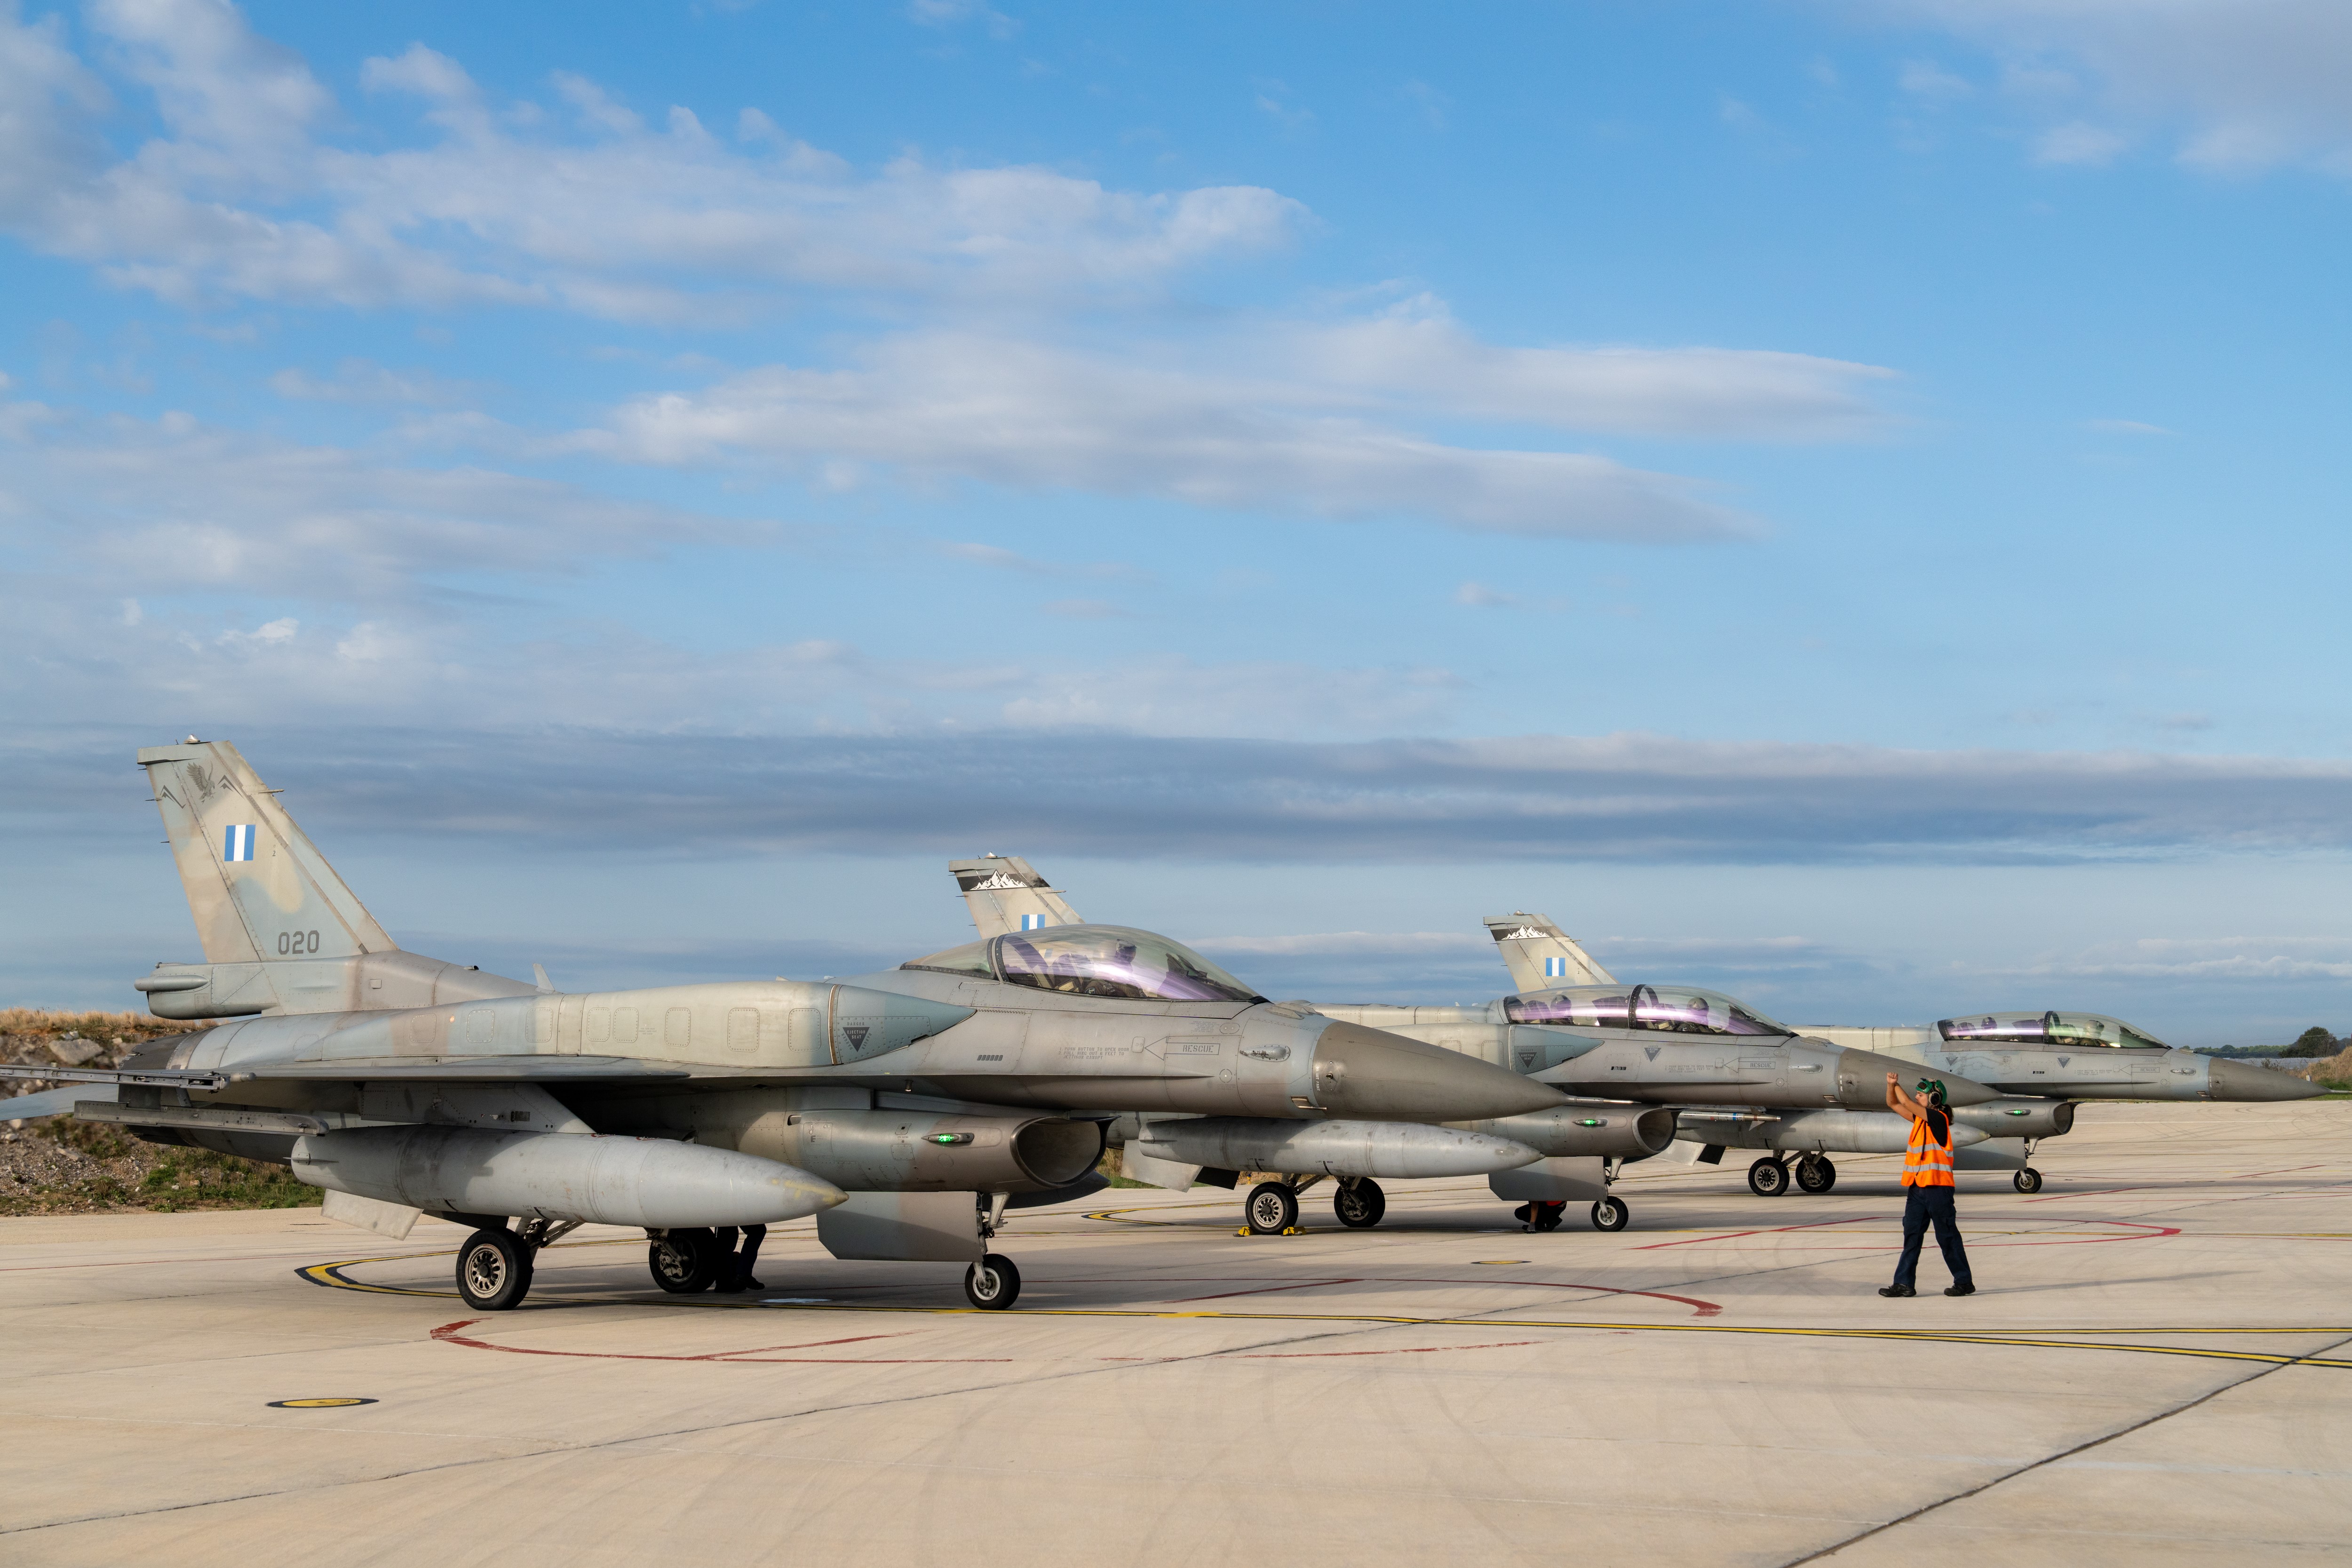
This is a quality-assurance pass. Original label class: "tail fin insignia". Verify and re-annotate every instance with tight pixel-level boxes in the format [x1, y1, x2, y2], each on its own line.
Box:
[138, 740, 396, 966]
[1483, 912, 1616, 992]
[950, 854, 1083, 939]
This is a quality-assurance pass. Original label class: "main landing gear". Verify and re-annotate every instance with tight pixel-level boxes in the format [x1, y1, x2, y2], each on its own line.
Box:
[1243, 1173, 1375, 1235]
[1333, 1177, 1386, 1229]
[1511, 1158, 1633, 1234]
[1748, 1154, 1837, 1197]
[456, 1218, 581, 1311]
[1245, 1180, 1302, 1235]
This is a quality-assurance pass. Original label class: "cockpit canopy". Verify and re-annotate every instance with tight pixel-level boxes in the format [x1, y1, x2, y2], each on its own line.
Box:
[1503, 984, 1792, 1038]
[1937, 1011, 2171, 1051]
[902, 924, 1267, 1005]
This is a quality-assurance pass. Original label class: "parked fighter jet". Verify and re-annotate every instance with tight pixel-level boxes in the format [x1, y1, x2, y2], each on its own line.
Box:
[0, 742, 1557, 1313]
[948, 858, 1982, 1232]
[1484, 914, 2324, 1193]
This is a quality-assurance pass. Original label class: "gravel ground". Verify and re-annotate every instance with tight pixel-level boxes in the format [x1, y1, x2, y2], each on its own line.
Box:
[0, 1010, 315, 1215]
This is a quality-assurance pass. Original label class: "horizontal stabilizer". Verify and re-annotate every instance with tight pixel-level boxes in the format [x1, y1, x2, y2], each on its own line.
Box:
[0, 1083, 116, 1120]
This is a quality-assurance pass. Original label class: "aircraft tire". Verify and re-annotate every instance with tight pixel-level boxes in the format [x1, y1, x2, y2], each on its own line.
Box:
[2014, 1168, 2043, 1194]
[964, 1253, 1021, 1310]
[1748, 1157, 1789, 1197]
[1245, 1181, 1299, 1235]
[1796, 1155, 1837, 1194]
[1589, 1197, 1629, 1232]
[1334, 1178, 1386, 1229]
[648, 1228, 722, 1294]
[456, 1227, 532, 1312]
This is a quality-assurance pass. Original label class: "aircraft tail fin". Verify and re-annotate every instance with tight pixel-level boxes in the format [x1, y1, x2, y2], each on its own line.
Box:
[1484, 912, 1615, 992]
[137, 739, 397, 965]
[951, 855, 1082, 939]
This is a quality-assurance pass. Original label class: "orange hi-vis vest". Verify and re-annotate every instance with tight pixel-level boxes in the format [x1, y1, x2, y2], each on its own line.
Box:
[1903, 1112, 1955, 1187]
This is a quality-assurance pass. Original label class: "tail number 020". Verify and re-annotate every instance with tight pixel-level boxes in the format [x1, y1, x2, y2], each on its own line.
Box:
[277, 930, 321, 955]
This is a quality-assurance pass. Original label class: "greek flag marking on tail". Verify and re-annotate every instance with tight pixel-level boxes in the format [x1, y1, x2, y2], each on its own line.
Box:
[1020, 913, 1047, 931]
[222, 824, 256, 863]
[1544, 955, 1568, 978]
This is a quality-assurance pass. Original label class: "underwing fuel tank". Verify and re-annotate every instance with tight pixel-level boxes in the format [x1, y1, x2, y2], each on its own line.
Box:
[1459, 1103, 1677, 1160]
[290, 1126, 846, 1227]
[1674, 1108, 1991, 1155]
[1133, 1117, 1541, 1179]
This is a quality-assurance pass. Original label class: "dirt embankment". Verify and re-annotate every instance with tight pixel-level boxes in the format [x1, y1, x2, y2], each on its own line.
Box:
[1, 1009, 319, 1217]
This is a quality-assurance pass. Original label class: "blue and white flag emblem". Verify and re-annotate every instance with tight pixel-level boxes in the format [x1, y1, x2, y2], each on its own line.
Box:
[222, 824, 256, 862]
[1020, 913, 1048, 931]
[1544, 955, 1569, 978]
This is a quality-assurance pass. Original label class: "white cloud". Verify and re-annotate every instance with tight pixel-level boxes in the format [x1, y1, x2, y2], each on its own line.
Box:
[1899, 58, 1975, 104]
[1870, 0, 2352, 175]
[1454, 582, 1515, 608]
[0, 2, 1304, 319]
[2035, 120, 2130, 164]
[588, 332, 1756, 541]
[0, 400, 753, 602]
[268, 358, 480, 406]
[2085, 417, 2173, 435]
[1293, 298, 1896, 440]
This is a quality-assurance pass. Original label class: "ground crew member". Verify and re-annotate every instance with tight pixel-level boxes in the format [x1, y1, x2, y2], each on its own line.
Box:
[1879, 1073, 1976, 1298]
[708, 1224, 768, 1294]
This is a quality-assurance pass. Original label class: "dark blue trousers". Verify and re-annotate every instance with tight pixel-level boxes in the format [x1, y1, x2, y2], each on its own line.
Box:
[1893, 1185, 1972, 1291]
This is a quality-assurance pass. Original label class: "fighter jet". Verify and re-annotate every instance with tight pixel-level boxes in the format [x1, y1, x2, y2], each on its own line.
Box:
[0, 741, 1557, 1313]
[1483, 913, 2324, 1193]
[947, 859, 1986, 1232]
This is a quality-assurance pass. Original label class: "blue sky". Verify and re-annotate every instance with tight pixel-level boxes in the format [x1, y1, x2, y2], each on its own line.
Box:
[3, 0, 2348, 1043]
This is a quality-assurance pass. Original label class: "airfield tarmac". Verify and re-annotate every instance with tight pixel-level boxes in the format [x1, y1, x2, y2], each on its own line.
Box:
[1, 1100, 2345, 1568]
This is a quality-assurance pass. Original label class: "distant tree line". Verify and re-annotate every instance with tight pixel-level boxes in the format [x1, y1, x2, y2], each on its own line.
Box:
[2283, 1027, 2346, 1058]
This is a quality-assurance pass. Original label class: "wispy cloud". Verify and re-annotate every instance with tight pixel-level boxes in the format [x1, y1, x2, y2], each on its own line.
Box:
[0, 6, 1300, 320]
[1871, 0, 2352, 175]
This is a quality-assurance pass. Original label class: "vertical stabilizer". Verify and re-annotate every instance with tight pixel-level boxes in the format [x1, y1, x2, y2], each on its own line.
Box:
[951, 855, 1082, 939]
[138, 740, 396, 964]
[1484, 912, 1615, 992]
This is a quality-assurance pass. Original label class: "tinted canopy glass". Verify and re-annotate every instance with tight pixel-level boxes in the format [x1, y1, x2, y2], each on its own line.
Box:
[906, 924, 1265, 1003]
[1504, 984, 1791, 1037]
[1937, 1011, 2170, 1051]
[996, 925, 1265, 1003]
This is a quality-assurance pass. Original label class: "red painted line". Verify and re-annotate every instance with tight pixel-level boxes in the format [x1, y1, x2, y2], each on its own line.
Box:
[2023, 1188, 2149, 1202]
[1634, 1216, 1882, 1251]
[429, 1319, 1012, 1364]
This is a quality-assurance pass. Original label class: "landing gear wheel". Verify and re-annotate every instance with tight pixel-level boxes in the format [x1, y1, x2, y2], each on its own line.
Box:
[456, 1228, 532, 1311]
[1748, 1157, 1790, 1197]
[963, 1253, 1021, 1310]
[1795, 1155, 1837, 1194]
[1532, 1201, 1566, 1233]
[1589, 1196, 1629, 1232]
[647, 1228, 721, 1294]
[1245, 1181, 1300, 1235]
[2014, 1167, 2043, 1194]
[1333, 1179, 1386, 1229]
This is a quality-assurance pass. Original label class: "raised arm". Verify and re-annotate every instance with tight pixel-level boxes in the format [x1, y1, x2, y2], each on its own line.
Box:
[1885, 1072, 1924, 1120]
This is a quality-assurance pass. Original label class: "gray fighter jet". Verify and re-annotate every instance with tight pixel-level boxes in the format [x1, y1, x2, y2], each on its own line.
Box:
[1484, 913, 2323, 1193]
[0, 741, 1557, 1313]
[946, 859, 1988, 1233]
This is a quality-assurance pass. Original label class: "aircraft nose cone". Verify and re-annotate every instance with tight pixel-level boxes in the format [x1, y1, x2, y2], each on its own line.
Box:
[1309, 1021, 1565, 1120]
[1833, 1047, 2001, 1106]
[2207, 1057, 2329, 1102]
